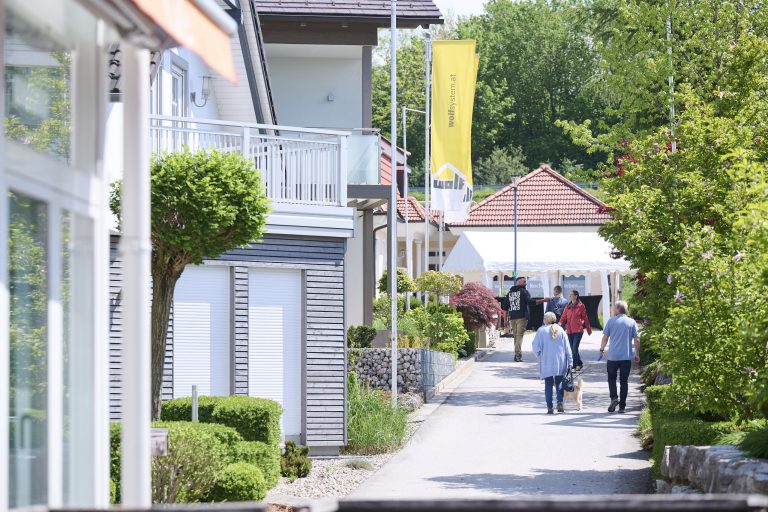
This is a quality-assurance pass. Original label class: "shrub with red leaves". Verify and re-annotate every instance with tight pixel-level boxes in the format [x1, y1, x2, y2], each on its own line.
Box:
[450, 282, 502, 331]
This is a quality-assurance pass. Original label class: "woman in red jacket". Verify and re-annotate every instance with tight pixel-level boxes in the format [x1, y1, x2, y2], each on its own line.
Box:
[559, 290, 592, 371]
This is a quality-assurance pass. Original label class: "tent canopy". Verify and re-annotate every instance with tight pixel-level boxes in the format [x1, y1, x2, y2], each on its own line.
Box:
[443, 230, 632, 276]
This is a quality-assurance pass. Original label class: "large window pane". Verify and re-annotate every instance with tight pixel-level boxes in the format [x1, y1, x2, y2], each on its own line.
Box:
[4, 9, 71, 162]
[8, 191, 48, 508]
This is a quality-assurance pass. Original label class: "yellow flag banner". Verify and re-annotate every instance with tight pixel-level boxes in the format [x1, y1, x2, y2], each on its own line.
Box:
[430, 40, 478, 222]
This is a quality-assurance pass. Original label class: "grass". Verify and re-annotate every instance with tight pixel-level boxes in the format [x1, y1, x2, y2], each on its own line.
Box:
[636, 407, 653, 450]
[344, 459, 375, 470]
[344, 373, 409, 455]
[740, 427, 768, 458]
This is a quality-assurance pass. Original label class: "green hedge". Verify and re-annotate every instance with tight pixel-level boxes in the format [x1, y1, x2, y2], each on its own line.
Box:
[644, 384, 749, 478]
[229, 440, 281, 488]
[161, 396, 283, 445]
[160, 396, 218, 423]
[110, 419, 280, 504]
[208, 462, 267, 502]
[650, 414, 743, 477]
[740, 427, 768, 459]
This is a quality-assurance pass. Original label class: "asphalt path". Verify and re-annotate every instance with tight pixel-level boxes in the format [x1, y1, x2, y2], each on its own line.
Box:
[350, 330, 652, 499]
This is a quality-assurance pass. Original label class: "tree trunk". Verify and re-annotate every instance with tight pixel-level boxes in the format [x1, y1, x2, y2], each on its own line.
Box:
[150, 254, 185, 420]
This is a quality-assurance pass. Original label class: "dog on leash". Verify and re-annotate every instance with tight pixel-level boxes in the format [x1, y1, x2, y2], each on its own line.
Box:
[563, 376, 585, 411]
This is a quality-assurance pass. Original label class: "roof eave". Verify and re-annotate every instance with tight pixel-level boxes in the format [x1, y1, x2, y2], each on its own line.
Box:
[256, 14, 444, 27]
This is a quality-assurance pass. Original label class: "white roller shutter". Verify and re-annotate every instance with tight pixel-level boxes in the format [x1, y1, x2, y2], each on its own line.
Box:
[173, 266, 231, 398]
[248, 268, 302, 439]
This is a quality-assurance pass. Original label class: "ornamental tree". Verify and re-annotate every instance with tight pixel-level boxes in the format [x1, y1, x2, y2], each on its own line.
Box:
[377, 268, 416, 294]
[111, 149, 270, 419]
[450, 282, 502, 331]
[414, 271, 462, 305]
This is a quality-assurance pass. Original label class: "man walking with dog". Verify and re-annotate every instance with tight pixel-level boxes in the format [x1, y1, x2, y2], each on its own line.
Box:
[599, 301, 640, 414]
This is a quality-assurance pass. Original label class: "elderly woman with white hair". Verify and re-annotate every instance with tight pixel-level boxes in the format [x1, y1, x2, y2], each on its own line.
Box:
[533, 311, 573, 414]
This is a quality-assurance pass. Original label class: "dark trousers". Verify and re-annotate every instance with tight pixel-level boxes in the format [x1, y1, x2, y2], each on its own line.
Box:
[544, 375, 564, 409]
[607, 359, 632, 407]
[568, 332, 583, 367]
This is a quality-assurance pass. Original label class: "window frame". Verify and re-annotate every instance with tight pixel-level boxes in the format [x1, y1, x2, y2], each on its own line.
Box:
[0, 1, 109, 508]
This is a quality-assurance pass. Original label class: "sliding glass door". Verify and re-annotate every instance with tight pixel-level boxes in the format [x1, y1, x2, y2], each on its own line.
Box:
[1, 0, 107, 508]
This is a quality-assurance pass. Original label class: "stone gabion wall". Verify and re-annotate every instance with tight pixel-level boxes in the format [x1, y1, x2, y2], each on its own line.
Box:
[349, 348, 424, 392]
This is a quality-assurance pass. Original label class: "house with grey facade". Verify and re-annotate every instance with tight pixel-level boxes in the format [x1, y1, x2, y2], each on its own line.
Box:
[107, 0, 442, 455]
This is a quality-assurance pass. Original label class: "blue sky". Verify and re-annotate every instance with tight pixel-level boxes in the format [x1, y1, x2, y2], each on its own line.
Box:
[433, 0, 487, 18]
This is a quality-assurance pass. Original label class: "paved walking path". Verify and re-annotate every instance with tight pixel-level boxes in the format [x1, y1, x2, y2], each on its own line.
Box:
[350, 330, 652, 499]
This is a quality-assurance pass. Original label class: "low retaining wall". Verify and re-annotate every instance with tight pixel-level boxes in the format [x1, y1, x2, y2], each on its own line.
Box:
[349, 348, 455, 394]
[658, 445, 768, 495]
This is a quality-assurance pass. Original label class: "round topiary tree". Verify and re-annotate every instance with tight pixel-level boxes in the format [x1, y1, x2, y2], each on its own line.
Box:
[377, 267, 416, 294]
[450, 282, 502, 331]
[111, 148, 270, 419]
[414, 270, 462, 305]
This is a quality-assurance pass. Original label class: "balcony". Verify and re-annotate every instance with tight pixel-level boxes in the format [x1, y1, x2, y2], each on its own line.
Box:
[150, 116, 380, 236]
[150, 115, 359, 207]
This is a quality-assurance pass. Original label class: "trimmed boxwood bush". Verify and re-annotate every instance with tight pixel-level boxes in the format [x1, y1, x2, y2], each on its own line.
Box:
[161, 396, 283, 445]
[161, 396, 218, 423]
[229, 440, 281, 488]
[211, 396, 283, 445]
[209, 462, 267, 502]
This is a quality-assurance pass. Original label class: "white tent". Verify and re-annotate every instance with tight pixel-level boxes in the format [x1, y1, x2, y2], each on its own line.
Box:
[442, 230, 633, 323]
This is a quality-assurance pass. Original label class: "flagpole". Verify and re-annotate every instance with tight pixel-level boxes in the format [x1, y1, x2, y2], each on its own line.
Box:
[402, 105, 410, 293]
[424, 31, 432, 281]
[438, 211, 444, 271]
[389, 0, 398, 407]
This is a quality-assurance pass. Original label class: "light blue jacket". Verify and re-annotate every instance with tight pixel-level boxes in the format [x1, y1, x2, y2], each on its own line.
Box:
[532, 324, 573, 379]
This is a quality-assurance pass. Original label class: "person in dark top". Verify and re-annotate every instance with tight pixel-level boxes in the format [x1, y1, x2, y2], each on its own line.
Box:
[507, 277, 549, 362]
[545, 285, 568, 322]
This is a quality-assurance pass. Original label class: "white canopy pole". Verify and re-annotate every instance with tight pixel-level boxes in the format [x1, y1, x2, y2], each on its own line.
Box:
[600, 270, 611, 326]
[120, 43, 152, 508]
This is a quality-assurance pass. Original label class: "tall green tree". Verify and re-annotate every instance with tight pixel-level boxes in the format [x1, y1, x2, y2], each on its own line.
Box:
[372, 33, 430, 187]
[111, 149, 271, 419]
[562, 0, 768, 155]
[457, 0, 609, 173]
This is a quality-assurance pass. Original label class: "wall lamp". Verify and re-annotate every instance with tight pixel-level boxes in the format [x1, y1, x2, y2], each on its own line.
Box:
[191, 75, 212, 107]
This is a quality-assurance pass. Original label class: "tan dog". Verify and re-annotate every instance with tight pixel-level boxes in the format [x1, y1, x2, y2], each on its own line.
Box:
[563, 376, 585, 411]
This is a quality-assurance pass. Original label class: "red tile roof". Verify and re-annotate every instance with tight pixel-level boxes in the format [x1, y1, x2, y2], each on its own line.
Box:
[451, 165, 611, 227]
[252, 0, 443, 22]
[379, 194, 427, 222]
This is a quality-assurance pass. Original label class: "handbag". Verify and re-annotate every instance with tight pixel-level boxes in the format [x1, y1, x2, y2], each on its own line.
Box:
[563, 365, 575, 392]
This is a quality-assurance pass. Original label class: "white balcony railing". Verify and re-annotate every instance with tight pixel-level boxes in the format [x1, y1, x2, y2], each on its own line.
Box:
[150, 115, 348, 207]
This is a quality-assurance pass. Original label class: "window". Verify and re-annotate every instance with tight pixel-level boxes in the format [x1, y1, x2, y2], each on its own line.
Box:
[2, 1, 103, 508]
[170, 63, 186, 117]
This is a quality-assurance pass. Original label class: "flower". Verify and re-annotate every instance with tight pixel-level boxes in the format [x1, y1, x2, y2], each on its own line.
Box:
[674, 291, 686, 302]
[666, 274, 673, 284]
[733, 251, 745, 262]
[702, 251, 713, 260]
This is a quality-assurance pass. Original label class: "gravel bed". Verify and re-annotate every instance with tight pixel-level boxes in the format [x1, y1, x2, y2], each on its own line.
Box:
[266, 453, 395, 501]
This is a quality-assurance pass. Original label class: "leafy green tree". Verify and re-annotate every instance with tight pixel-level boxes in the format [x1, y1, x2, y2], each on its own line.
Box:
[473, 146, 528, 185]
[372, 33, 430, 187]
[457, 0, 609, 171]
[377, 268, 416, 294]
[563, 0, 768, 156]
[111, 149, 271, 419]
[599, 26, 768, 419]
[414, 271, 462, 304]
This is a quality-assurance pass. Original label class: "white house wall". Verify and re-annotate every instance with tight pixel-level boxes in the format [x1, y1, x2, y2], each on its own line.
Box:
[346, 212, 365, 326]
[265, 44, 363, 129]
[104, 48, 222, 186]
